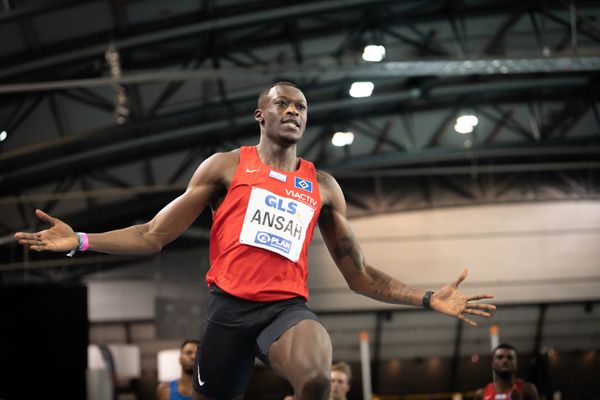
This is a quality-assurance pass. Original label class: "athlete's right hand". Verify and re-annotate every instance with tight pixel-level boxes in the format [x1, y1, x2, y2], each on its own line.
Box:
[14, 209, 79, 252]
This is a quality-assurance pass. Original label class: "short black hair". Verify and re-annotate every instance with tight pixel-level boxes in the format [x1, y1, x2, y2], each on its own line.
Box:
[257, 81, 300, 108]
[180, 339, 199, 350]
[492, 343, 517, 356]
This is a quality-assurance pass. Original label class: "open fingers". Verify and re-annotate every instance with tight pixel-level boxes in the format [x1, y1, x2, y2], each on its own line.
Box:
[15, 231, 41, 240]
[17, 238, 43, 246]
[15, 231, 48, 247]
[35, 209, 56, 225]
[464, 308, 492, 318]
[469, 303, 496, 312]
[15, 239, 46, 251]
[17, 237, 45, 248]
[467, 293, 494, 301]
[451, 268, 469, 289]
[457, 314, 477, 327]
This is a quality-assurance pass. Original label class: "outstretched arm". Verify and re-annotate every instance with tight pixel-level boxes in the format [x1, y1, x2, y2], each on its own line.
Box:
[316, 171, 495, 326]
[15, 152, 234, 255]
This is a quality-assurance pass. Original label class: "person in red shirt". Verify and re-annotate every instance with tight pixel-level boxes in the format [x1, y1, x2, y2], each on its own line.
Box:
[16, 82, 496, 400]
[476, 343, 539, 400]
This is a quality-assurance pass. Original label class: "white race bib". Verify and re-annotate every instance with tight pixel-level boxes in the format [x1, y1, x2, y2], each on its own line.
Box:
[239, 187, 315, 262]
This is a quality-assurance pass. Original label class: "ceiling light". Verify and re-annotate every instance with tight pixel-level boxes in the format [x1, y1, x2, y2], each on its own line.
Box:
[332, 131, 354, 147]
[0, 131, 6, 141]
[454, 123, 473, 134]
[362, 45, 386, 62]
[457, 115, 479, 127]
[349, 82, 374, 98]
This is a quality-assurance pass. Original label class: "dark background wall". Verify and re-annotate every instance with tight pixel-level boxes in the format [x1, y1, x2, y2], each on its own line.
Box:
[0, 285, 88, 400]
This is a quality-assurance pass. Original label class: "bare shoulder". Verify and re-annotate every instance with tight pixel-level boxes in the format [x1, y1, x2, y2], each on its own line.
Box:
[200, 149, 240, 172]
[316, 169, 335, 186]
[156, 382, 170, 400]
[316, 169, 343, 207]
[189, 149, 240, 187]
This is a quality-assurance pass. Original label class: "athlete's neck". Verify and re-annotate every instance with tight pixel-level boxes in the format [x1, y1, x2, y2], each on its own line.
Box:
[256, 142, 299, 171]
[493, 374, 516, 391]
[178, 371, 193, 395]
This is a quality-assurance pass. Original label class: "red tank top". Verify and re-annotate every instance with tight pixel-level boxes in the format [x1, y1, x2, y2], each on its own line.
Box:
[206, 146, 322, 301]
[482, 379, 524, 400]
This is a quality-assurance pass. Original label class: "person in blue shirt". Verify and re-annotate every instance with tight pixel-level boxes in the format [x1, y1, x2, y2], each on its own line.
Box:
[157, 340, 199, 400]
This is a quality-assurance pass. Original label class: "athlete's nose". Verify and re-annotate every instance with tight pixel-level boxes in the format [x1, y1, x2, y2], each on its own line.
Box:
[285, 103, 299, 116]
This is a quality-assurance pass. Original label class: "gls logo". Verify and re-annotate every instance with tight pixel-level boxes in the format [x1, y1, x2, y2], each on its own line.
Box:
[265, 195, 298, 214]
[294, 177, 313, 193]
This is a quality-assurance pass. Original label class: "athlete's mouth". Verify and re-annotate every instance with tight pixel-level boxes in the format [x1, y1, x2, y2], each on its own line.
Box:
[282, 119, 300, 127]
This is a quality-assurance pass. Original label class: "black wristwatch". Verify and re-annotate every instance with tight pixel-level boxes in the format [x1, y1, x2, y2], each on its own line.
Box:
[422, 290, 435, 311]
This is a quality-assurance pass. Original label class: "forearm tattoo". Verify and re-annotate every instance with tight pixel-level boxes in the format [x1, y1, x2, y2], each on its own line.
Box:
[364, 266, 419, 306]
[319, 205, 363, 270]
[334, 235, 363, 270]
[317, 170, 418, 306]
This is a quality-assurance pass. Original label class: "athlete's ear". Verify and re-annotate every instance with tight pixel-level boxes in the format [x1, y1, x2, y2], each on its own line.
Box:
[254, 109, 264, 125]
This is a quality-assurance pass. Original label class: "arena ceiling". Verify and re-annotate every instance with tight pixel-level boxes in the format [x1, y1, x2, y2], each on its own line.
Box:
[1, 0, 600, 281]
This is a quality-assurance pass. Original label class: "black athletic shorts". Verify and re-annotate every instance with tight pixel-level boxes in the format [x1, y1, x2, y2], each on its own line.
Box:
[193, 285, 321, 398]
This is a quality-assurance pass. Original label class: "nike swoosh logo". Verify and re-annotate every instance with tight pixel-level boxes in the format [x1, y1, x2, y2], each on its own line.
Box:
[246, 168, 260, 173]
[197, 366, 205, 386]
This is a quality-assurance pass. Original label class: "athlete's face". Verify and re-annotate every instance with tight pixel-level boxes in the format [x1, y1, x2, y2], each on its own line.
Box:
[330, 370, 350, 400]
[492, 348, 517, 378]
[255, 85, 308, 146]
[179, 342, 197, 375]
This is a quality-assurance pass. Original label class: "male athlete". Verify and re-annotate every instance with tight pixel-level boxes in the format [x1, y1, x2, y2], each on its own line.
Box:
[16, 82, 496, 400]
[329, 362, 352, 400]
[157, 340, 198, 400]
[476, 343, 539, 400]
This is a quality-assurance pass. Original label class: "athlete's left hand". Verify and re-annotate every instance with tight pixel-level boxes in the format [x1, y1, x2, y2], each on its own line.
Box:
[430, 269, 496, 326]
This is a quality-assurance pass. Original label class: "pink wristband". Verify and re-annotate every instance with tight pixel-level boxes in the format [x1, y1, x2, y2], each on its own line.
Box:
[79, 232, 89, 252]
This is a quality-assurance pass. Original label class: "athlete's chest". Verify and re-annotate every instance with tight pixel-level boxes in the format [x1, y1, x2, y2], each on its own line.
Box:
[235, 167, 320, 207]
